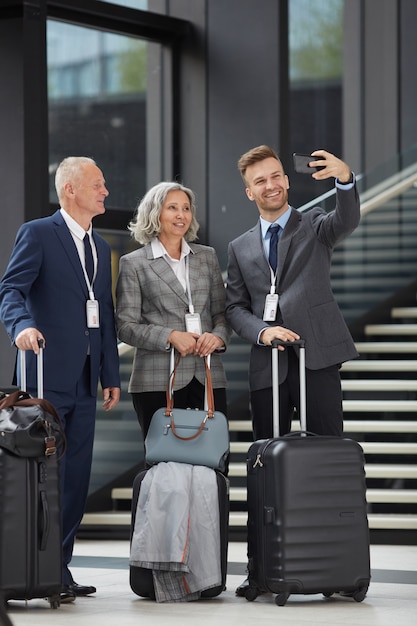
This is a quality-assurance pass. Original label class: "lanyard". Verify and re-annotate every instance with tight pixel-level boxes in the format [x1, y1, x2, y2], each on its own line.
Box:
[82, 269, 96, 300]
[81, 243, 96, 300]
[269, 265, 278, 295]
[265, 227, 278, 295]
[185, 254, 194, 314]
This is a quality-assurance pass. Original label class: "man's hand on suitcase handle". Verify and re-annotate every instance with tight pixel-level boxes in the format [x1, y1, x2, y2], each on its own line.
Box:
[272, 338, 305, 349]
[260, 326, 299, 349]
[15, 328, 46, 354]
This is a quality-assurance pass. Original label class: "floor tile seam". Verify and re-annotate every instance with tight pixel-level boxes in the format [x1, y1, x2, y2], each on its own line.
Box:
[71, 556, 417, 584]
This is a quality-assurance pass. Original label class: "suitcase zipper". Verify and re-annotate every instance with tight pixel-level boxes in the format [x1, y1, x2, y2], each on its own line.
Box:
[251, 439, 275, 468]
[252, 454, 263, 468]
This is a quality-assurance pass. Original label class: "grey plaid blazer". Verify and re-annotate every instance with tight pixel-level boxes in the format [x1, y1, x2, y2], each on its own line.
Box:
[115, 242, 231, 393]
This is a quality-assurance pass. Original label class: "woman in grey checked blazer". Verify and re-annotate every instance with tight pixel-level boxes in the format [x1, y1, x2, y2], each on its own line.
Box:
[115, 181, 231, 449]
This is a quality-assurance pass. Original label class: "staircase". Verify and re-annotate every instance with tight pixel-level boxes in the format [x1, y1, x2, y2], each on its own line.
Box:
[329, 182, 417, 326]
[80, 298, 417, 541]
[225, 304, 417, 539]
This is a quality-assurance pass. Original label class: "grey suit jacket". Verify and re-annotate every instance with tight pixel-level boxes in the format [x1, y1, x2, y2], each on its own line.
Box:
[225, 185, 360, 392]
[116, 242, 231, 393]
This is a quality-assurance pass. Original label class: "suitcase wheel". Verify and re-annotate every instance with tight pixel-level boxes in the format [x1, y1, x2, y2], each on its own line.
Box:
[244, 586, 259, 602]
[48, 595, 61, 609]
[352, 585, 368, 603]
[323, 591, 334, 598]
[275, 592, 290, 606]
[339, 583, 369, 603]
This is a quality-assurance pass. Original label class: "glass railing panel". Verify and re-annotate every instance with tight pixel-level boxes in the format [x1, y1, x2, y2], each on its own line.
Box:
[331, 183, 417, 326]
[301, 143, 417, 214]
[87, 230, 142, 499]
[299, 145, 417, 327]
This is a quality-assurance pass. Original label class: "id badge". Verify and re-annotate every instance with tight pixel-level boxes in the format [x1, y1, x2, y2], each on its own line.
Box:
[263, 293, 279, 322]
[185, 312, 202, 335]
[86, 299, 100, 328]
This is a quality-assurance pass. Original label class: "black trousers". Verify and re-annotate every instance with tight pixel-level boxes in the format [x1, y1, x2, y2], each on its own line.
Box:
[250, 346, 343, 440]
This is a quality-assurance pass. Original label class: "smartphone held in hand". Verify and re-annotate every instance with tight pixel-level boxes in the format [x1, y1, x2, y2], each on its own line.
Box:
[293, 153, 324, 174]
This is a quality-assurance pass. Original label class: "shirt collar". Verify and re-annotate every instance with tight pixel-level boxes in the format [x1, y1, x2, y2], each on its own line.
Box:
[60, 207, 92, 240]
[151, 237, 193, 260]
[260, 206, 292, 239]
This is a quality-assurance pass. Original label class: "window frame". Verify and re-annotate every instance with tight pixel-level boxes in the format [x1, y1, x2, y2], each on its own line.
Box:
[45, 0, 189, 229]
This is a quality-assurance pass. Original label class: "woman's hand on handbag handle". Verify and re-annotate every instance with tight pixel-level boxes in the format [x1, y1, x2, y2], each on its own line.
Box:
[168, 330, 200, 356]
[196, 333, 224, 357]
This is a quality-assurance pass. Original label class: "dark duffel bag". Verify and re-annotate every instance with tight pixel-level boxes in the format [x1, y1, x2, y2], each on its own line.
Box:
[0, 390, 65, 458]
[0, 343, 65, 458]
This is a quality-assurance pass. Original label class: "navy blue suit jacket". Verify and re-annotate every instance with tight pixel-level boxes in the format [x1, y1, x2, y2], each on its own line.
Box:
[0, 210, 120, 395]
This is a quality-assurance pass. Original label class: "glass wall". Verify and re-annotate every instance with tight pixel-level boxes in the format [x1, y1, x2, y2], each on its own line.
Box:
[97, 0, 148, 8]
[47, 20, 149, 211]
[289, 0, 344, 207]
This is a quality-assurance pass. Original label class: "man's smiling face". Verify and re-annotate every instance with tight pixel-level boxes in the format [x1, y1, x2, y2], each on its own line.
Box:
[244, 156, 290, 221]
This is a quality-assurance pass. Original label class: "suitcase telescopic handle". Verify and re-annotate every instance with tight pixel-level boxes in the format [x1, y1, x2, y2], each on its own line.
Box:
[271, 338, 305, 349]
[271, 338, 307, 436]
[19, 338, 44, 399]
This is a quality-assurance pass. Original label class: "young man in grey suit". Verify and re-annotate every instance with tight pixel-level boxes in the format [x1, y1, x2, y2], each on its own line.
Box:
[225, 145, 360, 594]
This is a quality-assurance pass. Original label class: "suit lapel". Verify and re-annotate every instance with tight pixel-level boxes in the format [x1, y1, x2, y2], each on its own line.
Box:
[91, 232, 106, 289]
[148, 250, 189, 307]
[277, 208, 302, 279]
[249, 224, 271, 278]
[187, 250, 202, 301]
[52, 211, 89, 295]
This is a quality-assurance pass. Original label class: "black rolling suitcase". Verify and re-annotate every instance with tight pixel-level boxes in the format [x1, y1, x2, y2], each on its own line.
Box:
[245, 339, 370, 606]
[0, 346, 62, 611]
[130, 467, 229, 600]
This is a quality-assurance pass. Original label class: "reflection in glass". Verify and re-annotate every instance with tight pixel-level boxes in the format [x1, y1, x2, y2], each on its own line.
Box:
[96, 0, 148, 9]
[289, 0, 344, 207]
[47, 20, 147, 210]
[289, 0, 343, 82]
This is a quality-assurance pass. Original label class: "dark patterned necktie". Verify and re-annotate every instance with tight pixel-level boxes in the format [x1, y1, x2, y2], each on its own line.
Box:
[84, 234, 94, 284]
[268, 224, 281, 272]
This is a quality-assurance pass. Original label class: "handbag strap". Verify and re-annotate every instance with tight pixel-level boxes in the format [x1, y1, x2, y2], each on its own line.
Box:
[165, 350, 215, 421]
[169, 359, 215, 440]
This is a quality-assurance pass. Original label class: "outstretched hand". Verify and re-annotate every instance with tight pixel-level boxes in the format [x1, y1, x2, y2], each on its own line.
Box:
[309, 149, 352, 183]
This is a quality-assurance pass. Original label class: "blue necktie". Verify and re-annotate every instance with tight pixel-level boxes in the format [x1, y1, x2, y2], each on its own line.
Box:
[268, 224, 281, 272]
[84, 234, 94, 284]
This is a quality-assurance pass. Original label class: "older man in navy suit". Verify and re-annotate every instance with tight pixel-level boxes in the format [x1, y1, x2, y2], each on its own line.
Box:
[0, 157, 120, 603]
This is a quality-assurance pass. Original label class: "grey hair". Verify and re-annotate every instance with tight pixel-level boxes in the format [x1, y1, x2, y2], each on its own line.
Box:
[55, 157, 96, 202]
[129, 181, 200, 244]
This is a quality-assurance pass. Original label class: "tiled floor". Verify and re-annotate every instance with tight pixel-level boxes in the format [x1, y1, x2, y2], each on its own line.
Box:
[5, 540, 417, 626]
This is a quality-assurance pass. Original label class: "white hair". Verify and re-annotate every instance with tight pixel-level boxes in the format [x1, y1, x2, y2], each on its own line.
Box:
[55, 156, 96, 202]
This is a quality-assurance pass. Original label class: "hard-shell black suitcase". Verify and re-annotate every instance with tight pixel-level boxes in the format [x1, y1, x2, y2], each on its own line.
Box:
[0, 346, 62, 611]
[245, 339, 370, 606]
[129, 467, 229, 600]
